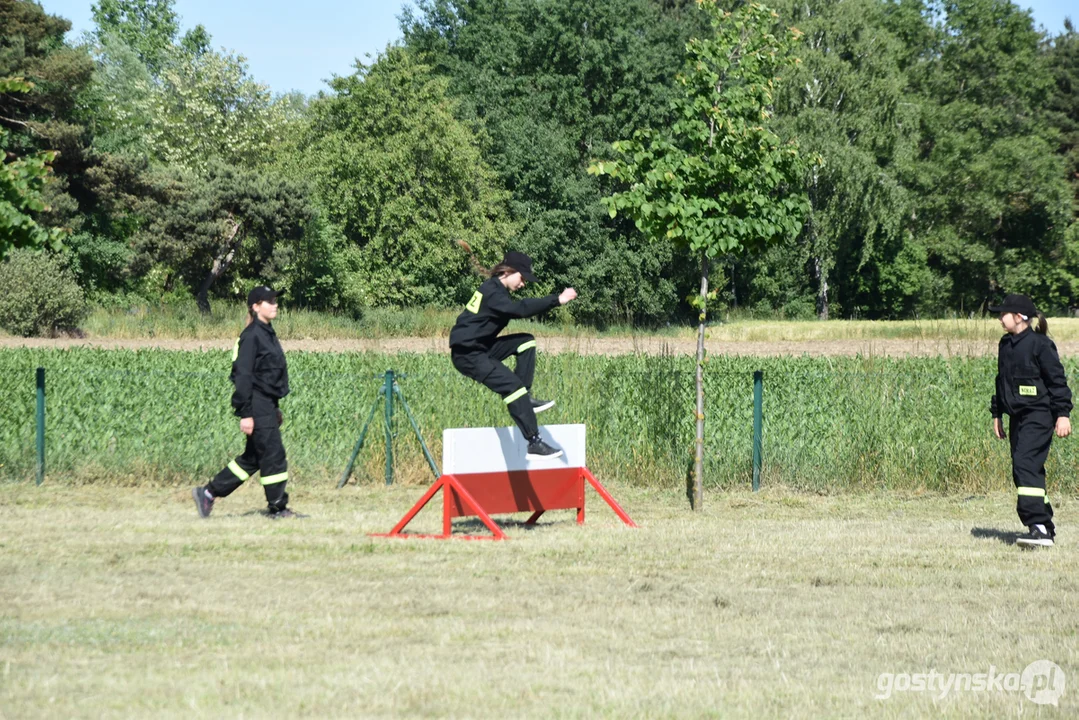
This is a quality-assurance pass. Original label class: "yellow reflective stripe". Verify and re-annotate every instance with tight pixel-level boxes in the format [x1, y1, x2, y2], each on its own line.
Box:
[261, 472, 288, 486]
[504, 387, 528, 404]
[228, 460, 250, 481]
[232, 339, 240, 362]
[517, 340, 537, 353]
[465, 291, 482, 314]
[1017, 487, 1046, 497]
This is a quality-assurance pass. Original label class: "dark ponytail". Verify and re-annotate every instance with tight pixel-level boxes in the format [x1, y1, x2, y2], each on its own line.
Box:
[455, 239, 515, 279]
[1034, 311, 1048, 335]
[488, 263, 516, 278]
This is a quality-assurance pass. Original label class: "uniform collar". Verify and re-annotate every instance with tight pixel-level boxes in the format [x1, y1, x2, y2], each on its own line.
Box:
[252, 318, 276, 336]
[1007, 327, 1033, 345]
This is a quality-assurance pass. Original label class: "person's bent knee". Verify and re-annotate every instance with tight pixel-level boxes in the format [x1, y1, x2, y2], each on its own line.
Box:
[515, 336, 537, 355]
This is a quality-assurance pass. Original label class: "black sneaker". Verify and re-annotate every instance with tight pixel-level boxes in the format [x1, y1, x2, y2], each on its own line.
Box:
[526, 437, 563, 460]
[267, 508, 308, 520]
[192, 486, 214, 518]
[1016, 525, 1054, 548]
[531, 398, 555, 414]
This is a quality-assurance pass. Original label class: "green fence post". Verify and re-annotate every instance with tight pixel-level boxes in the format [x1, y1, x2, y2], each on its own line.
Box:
[36, 367, 45, 486]
[383, 370, 395, 486]
[752, 370, 763, 492]
[337, 385, 386, 489]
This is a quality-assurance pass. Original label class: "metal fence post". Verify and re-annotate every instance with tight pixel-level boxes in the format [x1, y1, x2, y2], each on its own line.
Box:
[36, 367, 45, 485]
[752, 370, 763, 492]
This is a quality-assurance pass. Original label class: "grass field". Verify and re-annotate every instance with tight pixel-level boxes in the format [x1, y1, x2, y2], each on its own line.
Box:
[2, 482, 1075, 718]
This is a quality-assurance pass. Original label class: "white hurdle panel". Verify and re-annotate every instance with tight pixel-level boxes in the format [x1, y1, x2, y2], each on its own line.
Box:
[441, 424, 586, 475]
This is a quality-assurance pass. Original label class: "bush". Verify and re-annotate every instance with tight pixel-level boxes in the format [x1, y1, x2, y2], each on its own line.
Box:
[0, 249, 88, 336]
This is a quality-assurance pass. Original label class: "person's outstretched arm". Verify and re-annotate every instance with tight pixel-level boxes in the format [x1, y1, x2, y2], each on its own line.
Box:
[487, 287, 575, 319]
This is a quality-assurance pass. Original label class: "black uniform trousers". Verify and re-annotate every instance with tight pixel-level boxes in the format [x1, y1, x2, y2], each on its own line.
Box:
[451, 332, 539, 439]
[1007, 410, 1055, 533]
[207, 406, 289, 511]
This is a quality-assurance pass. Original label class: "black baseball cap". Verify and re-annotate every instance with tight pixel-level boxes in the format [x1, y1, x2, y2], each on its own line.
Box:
[501, 251, 538, 282]
[247, 285, 285, 306]
[988, 293, 1037, 317]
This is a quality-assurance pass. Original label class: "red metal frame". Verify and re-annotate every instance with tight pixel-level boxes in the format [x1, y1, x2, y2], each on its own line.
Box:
[371, 466, 636, 540]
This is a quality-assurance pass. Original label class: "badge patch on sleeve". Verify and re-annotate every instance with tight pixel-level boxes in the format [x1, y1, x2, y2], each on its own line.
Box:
[1019, 385, 1037, 396]
[465, 291, 482, 314]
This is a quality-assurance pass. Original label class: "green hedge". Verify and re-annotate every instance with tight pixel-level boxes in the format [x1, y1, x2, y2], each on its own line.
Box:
[0, 348, 1076, 494]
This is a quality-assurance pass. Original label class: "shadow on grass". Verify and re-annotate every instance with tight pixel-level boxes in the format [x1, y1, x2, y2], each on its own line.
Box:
[971, 527, 1019, 546]
[452, 515, 579, 535]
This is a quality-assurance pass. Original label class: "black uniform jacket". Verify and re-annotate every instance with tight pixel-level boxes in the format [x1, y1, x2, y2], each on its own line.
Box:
[991, 329, 1072, 419]
[231, 319, 290, 419]
[448, 277, 560, 352]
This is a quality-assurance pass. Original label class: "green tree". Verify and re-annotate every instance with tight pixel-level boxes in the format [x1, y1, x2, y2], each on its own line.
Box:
[1047, 19, 1079, 307]
[88, 157, 314, 311]
[1, 0, 96, 236]
[90, 0, 179, 75]
[897, 0, 1072, 311]
[591, 1, 809, 506]
[766, 0, 924, 319]
[87, 33, 294, 172]
[292, 46, 515, 308]
[403, 0, 708, 324]
[1, 78, 64, 255]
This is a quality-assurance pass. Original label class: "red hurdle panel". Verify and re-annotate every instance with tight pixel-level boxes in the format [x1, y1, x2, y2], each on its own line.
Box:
[446, 469, 584, 519]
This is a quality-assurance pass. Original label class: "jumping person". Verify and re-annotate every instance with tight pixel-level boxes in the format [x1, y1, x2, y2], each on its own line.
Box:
[193, 285, 301, 519]
[989, 294, 1072, 548]
[450, 251, 576, 459]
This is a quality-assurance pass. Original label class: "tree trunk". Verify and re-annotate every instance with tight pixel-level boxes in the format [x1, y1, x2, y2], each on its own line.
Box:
[196, 215, 244, 314]
[809, 169, 829, 321]
[693, 253, 709, 511]
[815, 254, 829, 321]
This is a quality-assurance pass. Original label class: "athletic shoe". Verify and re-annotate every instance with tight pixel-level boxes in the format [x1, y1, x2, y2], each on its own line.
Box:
[526, 437, 563, 460]
[267, 508, 308, 520]
[192, 486, 214, 518]
[531, 398, 555, 414]
[1016, 524, 1054, 548]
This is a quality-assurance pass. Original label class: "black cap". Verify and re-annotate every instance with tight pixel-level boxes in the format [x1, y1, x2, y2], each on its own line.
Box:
[247, 285, 284, 306]
[501, 251, 538, 283]
[988, 293, 1037, 317]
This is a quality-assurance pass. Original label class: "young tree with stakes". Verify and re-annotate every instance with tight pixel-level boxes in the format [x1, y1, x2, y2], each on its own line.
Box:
[590, 1, 811, 508]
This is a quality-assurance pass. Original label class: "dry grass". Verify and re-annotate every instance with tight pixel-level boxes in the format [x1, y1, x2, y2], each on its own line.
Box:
[702, 317, 1079, 343]
[2, 481, 1076, 718]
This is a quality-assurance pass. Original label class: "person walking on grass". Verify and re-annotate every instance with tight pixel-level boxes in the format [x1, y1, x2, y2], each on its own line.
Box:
[193, 285, 302, 519]
[450, 251, 576, 460]
[990, 294, 1072, 548]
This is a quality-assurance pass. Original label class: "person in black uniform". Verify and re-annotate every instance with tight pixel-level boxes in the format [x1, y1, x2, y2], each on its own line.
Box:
[193, 285, 301, 518]
[989, 294, 1072, 548]
[450, 251, 577, 459]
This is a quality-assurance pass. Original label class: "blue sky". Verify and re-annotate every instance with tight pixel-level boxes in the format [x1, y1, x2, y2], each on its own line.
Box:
[40, 0, 1077, 97]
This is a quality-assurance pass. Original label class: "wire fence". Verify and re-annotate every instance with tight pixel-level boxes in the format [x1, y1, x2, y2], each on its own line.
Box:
[0, 347, 1076, 494]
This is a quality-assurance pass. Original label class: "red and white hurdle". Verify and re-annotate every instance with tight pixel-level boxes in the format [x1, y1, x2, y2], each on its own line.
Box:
[372, 424, 636, 540]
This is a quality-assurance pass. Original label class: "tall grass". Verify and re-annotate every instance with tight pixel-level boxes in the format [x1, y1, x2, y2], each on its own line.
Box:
[31, 300, 1079, 342]
[1, 347, 1076, 493]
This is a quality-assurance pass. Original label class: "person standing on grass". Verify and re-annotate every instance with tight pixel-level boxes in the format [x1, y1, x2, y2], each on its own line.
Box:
[193, 285, 302, 519]
[990, 294, 1072, 548]
[450, 250, 576, 460]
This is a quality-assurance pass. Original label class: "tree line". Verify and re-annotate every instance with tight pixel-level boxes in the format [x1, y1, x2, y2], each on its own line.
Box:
[1, 0, 1076, 328]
